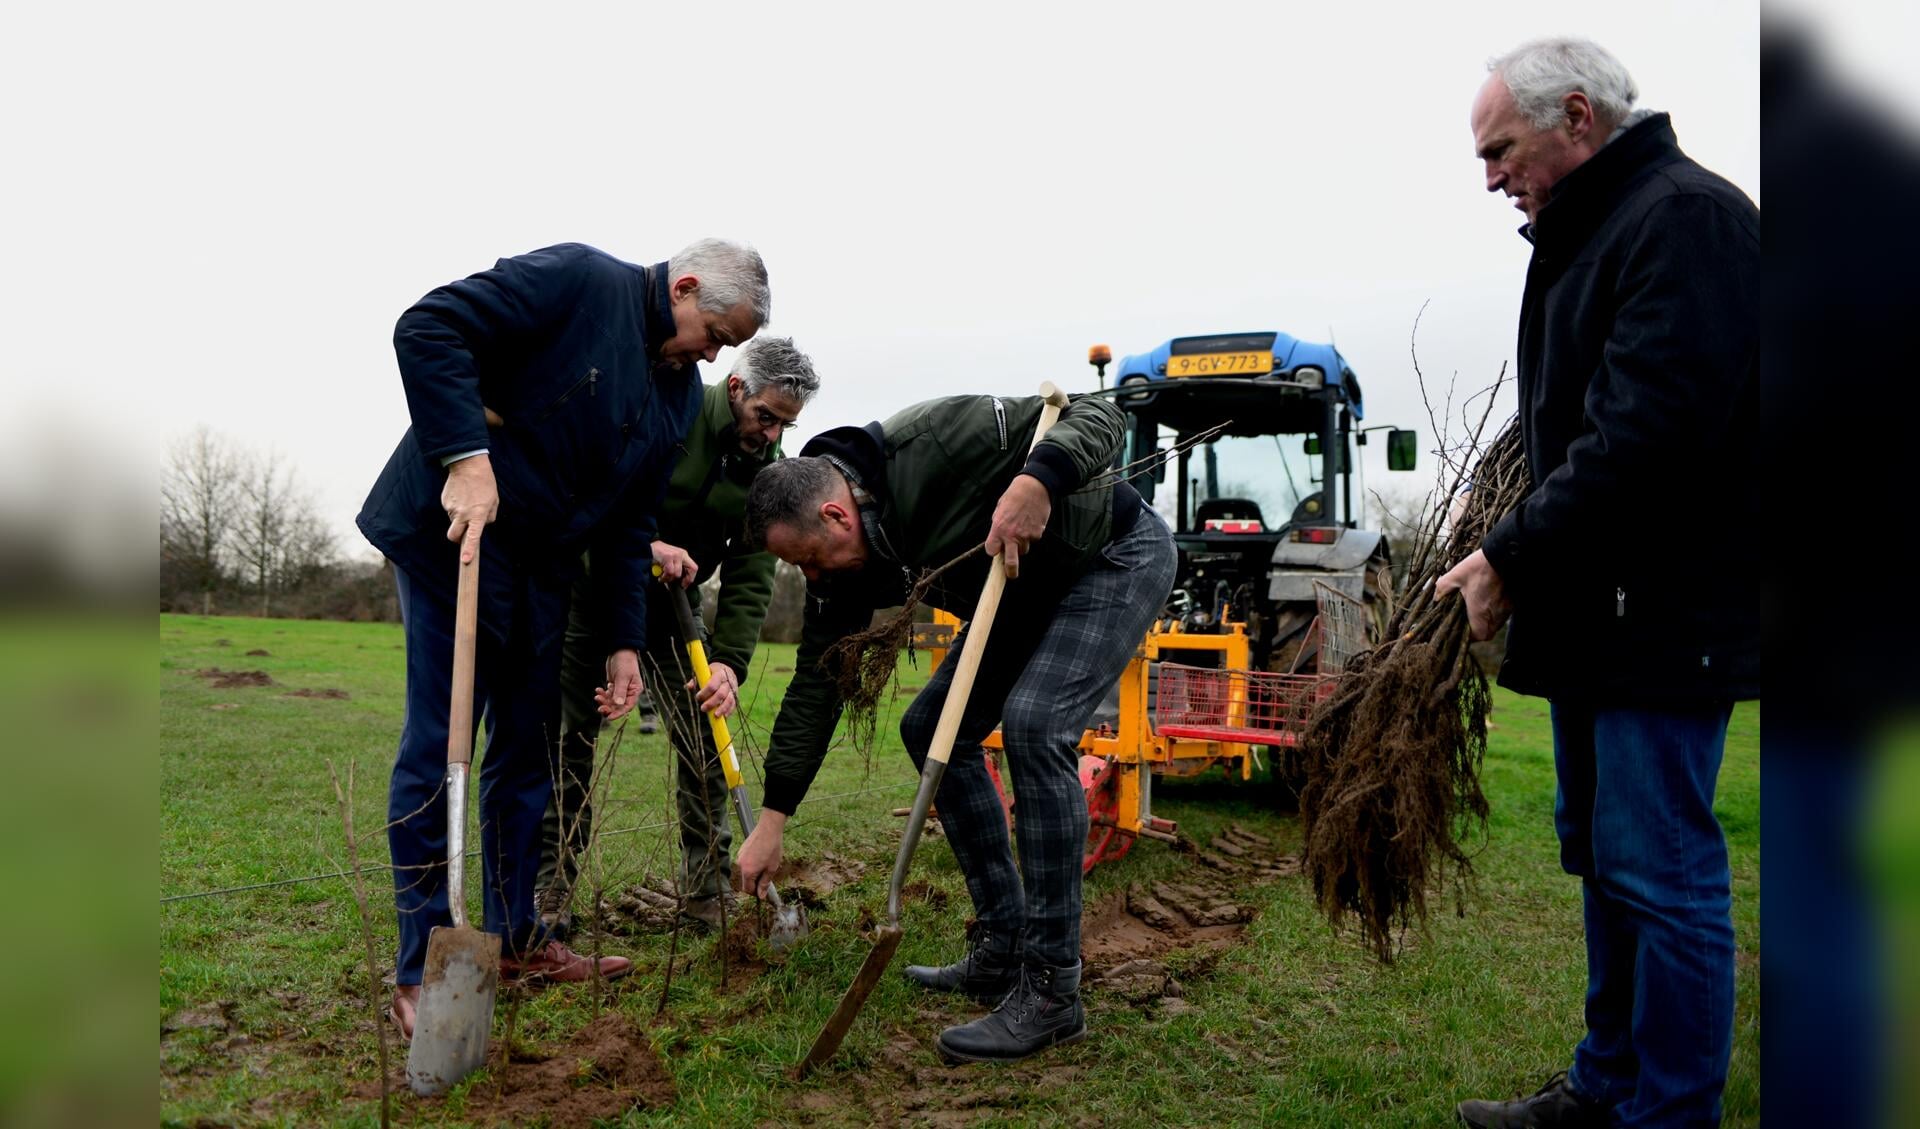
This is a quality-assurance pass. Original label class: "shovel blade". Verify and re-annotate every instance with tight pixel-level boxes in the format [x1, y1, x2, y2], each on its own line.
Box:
[794, 926, 902, 1078]
[767, 903, 810, 954]
[406, 924, 501, 1097]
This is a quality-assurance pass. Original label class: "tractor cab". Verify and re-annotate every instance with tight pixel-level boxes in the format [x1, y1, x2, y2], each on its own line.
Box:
[1090, 332, 1417, 669]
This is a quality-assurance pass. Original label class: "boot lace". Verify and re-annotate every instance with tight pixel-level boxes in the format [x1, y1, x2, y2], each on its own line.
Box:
[991, 967, 1043, 1025]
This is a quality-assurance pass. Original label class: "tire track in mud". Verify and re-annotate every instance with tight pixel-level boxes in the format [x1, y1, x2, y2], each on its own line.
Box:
[1081, 824, 1300, 1008]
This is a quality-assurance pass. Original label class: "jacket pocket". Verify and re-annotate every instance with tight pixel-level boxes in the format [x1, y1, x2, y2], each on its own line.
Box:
[538, 365, 601, 422]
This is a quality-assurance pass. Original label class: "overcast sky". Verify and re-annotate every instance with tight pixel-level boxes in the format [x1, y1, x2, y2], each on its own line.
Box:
[11, 2, 1769, 561]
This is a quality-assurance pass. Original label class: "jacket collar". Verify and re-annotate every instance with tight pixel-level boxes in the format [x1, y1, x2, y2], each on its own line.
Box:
[800, 422, 899, 564]
[642, 261, 677, 361]
[1521, 112, 1682, 253]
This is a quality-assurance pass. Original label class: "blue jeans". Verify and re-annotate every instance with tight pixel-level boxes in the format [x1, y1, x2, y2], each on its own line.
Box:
[1552, 701, 1735, 1128]
[388, 565, 566, 985]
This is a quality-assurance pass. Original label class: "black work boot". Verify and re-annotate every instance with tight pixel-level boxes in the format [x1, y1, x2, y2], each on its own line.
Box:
[934, 961, 1087, 1064]
[903, 927, 1021, 1004]
[1456, 1071, 1608, 1128]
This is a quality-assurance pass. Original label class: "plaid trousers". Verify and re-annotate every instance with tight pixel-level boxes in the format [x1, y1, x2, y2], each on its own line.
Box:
[898, 508, 1175, 968]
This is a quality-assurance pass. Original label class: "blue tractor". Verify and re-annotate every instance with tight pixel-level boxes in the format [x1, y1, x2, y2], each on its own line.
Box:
[1093, 330, 1419, 674]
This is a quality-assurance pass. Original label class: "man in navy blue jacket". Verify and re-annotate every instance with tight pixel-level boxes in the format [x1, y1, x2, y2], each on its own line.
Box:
[1444, 40, 1758, 1129]
[357, 239, 770, 1041]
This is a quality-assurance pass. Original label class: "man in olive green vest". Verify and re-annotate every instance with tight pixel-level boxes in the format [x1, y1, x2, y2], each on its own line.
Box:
[537, 337, 821, 933]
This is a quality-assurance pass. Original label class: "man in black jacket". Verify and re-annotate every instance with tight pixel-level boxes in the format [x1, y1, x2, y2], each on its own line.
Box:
[357, 239, 769, 1041]
[1442, 39, 1759, 1129]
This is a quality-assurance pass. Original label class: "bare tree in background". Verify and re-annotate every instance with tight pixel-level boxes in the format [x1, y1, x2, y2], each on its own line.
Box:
[230, 451, 336, 617]
[758, 560, 807, 644]
[1368, 480, 1432, 591]
[231, 451, 291, 617]
[161, 427, 241, 615]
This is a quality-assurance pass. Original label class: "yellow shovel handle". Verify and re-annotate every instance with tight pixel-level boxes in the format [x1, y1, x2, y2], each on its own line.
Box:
[653, 563, 745, 791]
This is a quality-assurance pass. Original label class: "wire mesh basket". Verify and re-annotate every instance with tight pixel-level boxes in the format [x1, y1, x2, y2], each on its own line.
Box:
[1152, 662, 1334, 746]
[1311, 580, 1372, 675]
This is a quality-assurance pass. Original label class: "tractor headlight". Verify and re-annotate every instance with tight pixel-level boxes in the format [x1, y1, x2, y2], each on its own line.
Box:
[1293, 365, 1324, 387]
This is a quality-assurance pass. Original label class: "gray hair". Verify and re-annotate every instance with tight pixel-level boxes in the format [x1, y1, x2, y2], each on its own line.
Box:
[730, 336, 822, 405]
[1489, 38, 1639, 131]
[667, 237, 772, 325]
[743, 456, 840, 550]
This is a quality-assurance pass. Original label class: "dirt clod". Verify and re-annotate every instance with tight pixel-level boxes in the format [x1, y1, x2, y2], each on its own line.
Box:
[244, 648, 270, 656]
[1124, 888, 1186, 935]
[780, 853, 868, 905]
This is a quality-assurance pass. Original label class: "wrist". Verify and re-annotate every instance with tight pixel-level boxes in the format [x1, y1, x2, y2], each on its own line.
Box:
[756, 809, 787, 832]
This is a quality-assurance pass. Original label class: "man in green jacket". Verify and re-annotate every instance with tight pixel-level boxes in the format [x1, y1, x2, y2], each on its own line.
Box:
[737, 392, 1176, 1064]
[537, 337, 821, 933]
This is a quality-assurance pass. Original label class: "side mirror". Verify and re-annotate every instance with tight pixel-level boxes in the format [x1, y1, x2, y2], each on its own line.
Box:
[1387, 429, 1418, 471]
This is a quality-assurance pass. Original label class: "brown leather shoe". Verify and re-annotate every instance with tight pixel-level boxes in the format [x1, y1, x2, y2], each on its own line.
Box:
[389, 984, 419, 1043]
[500, 939, 632, 984]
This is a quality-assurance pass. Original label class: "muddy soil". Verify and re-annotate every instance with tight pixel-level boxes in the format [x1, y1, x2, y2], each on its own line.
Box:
[351, 1013, 675, 1128]
[781, 825, 1302, 1124]
[458, 1012, 675, 1127]
[192, 668, 277, 689]
[283, 687, 350, 699]
[1080, 824, 1299, 1007]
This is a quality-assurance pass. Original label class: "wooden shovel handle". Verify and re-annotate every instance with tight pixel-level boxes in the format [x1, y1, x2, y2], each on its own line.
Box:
[924, 382, 1072, 767]
[447, 540, 480, 769]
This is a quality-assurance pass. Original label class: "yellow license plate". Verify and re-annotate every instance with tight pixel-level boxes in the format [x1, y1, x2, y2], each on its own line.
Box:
[1167, 351, 1271, 377]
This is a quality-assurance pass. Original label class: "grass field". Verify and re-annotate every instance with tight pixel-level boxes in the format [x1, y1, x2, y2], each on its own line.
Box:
[160, 613, 1761, 1127]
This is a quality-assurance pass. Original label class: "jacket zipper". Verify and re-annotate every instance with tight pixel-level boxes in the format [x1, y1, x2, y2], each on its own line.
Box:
[539, 366, 600, 421]
[991, 397, 1008, 450]
[1616, 587, 1625, 617]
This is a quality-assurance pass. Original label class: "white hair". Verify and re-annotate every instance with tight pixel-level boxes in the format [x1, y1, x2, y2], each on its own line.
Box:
[667, 237, 772, 325]
[729, 336, 821, 405]
[1489, 38, 1639, 131]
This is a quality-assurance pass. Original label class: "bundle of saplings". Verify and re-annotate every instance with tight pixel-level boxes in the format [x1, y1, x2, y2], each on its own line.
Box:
[1299, 418, 1527, 962]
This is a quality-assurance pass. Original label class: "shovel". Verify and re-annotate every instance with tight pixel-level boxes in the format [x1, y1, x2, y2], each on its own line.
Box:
[796, 381, 1071, 1077]
[657, 566, 810, 951]
[406, 539, 501, 1097]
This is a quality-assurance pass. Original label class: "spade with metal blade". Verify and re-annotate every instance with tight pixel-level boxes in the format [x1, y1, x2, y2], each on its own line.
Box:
[795, 381, 1071, 1078]
[658, 566, 809, 951]
[406, 536, 501, 1097]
